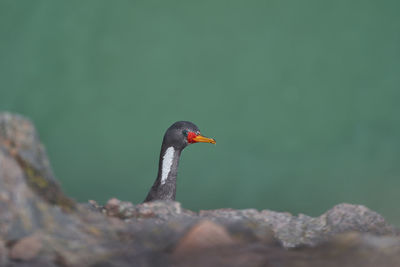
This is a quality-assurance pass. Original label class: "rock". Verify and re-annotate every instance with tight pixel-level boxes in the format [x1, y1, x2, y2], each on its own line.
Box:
[172, 231, 400, 267]
[1, 112, 400, 267]
[173, 220, 235, 255]
[91, 198, 196, 221]
[0, 239, 7, 266]
[10, 234, 42, 261]
[199, 204, 398, 248]
[266, 203, 397, 247]
[0, 113, 75, 211]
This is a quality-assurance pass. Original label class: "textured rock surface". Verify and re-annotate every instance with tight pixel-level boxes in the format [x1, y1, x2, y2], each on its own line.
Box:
[1, 112, 400, 267]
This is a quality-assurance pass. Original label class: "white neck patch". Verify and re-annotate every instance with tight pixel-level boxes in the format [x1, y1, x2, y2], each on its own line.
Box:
[161, 147, 175, 185]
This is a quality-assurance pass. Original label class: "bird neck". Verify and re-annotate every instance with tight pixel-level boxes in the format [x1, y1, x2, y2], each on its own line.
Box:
[144, 144, 182, 202]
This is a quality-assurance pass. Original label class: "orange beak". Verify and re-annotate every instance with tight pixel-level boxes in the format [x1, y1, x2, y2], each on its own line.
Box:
[192, 134, 216, 144]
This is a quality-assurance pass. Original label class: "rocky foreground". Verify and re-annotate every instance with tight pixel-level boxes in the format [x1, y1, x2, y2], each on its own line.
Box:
[0, 112, 399, 267]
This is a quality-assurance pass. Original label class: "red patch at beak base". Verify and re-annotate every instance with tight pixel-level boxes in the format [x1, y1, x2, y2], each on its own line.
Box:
[187, 132, 216, 144]
[187, 132, 197, 143]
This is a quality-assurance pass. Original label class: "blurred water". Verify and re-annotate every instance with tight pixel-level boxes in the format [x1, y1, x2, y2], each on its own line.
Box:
[1, 0, 400, 224]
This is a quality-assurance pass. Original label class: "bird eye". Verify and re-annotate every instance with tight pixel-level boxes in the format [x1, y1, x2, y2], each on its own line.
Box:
[182, 130, 188, 137]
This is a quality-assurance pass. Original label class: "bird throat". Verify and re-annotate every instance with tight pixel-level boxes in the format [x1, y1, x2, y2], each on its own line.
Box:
[161, 147, 175, 185]
[144, 145, 182, 202]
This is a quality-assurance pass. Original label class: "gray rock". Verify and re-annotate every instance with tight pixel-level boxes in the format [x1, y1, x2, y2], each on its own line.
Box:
[204, 204, 397, 247]
[0, 238, 7, 266]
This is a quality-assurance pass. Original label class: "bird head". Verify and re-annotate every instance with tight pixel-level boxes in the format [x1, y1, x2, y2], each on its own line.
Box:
[163, 121, 216, 150]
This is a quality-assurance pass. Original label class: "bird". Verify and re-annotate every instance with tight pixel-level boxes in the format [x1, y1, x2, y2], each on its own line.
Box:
[144, 121, 216, 202]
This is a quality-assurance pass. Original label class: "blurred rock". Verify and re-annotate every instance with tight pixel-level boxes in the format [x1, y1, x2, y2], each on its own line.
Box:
[0, 239, 7, 266]
[173, 220, 235, 255]
[1, 112, 400, 267]
[9, 234, 42, 261]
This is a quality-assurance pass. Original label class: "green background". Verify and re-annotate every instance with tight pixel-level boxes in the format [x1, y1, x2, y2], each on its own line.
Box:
[1, 1, 400, 224]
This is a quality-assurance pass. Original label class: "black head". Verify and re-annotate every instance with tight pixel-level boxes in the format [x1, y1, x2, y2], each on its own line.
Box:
[162, 121, 216, 150]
